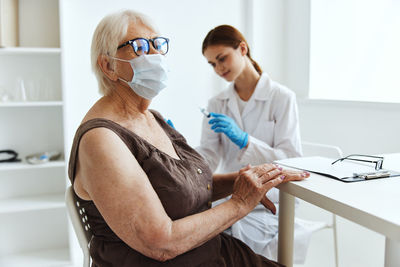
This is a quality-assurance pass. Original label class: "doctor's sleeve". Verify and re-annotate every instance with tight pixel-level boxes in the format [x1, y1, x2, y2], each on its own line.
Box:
[195, 111, 222, 172]
[239, 90, 302, 165]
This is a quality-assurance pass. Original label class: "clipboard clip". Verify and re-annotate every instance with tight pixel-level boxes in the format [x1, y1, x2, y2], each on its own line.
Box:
[353, 170, 390, 180]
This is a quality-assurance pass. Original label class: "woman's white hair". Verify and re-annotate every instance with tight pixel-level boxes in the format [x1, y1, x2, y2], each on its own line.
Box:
[91, 10, 158, 95]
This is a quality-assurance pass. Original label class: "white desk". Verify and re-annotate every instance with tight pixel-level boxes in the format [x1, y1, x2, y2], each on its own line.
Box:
[277, 153, 400, 267]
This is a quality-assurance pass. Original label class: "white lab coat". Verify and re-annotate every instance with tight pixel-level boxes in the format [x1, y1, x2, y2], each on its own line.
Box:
[196, 73, 317, 263]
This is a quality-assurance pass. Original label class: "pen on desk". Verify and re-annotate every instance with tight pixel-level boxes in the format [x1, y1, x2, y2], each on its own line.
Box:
[353, 170, 390, 179]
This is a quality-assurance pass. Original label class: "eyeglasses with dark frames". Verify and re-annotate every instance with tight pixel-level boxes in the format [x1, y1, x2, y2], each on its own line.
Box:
[117, 37, 169, 56]
[331, 154, 384, 170]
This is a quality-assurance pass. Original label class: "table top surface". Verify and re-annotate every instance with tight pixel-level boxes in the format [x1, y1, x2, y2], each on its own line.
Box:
[278, 153, 400, 241]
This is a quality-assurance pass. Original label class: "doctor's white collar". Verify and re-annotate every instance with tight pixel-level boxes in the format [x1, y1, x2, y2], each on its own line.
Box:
[216, 73, 271, 101]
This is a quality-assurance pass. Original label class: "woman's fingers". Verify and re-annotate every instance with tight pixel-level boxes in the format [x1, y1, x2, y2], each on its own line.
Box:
[209, 118, 223, 124]
[232, 164, 308, 215]
[209, 112, 225, 118]
[211, 121, 230, 130]
[244, 164, 308, 185]
[259, 168, 283, 184]
[263, 175, 285, 190]
[248, 163, 282, 183]
[209, 116, 229, 125]
[260, 195, 277, 215]
[239, 164, 252, 172]
[281, 169, 310, 181]
[213, 127, 228, 134]
[251, 163, 278, 176]
[232, 164, 288, 213]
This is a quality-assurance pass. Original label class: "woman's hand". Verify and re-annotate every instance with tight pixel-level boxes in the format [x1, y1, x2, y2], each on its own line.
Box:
[230, 164, 285, 216]
[259, 167, 310, 214]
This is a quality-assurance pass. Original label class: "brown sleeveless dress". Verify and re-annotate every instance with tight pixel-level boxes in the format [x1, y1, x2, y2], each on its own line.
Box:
[68, 110, 283, 267]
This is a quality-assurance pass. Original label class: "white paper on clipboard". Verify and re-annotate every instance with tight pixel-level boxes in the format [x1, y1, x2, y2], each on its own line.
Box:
[275, 156, 400, 182]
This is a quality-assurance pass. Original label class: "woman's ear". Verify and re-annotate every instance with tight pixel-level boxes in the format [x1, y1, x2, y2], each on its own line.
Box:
[239, 41, 248, 56]
[98, 55, 118, 81]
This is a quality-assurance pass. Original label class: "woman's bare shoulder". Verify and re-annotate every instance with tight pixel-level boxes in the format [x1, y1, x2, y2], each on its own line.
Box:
[80, 97, 114, 123]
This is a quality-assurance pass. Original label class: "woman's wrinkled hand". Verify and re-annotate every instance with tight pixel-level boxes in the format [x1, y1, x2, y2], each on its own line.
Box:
[231, 163, 285, 216]
[259, 167, 310, 214]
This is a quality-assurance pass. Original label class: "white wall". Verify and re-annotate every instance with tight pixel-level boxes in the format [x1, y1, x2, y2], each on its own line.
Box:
[252, 0, 286, 83]
[299, 100, 400, 155]
[281, 0, 400, 156]
[259, 1, 398, 266]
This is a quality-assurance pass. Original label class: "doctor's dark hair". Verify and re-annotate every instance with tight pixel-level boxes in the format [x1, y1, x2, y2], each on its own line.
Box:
[202, 25, 262, 75]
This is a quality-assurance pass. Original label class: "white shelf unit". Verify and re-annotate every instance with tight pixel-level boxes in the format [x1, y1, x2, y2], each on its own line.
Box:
[0, 160, 65, 171]
[0, 248, 71, 267]
[0, 193, 65, 214]
[0, 101, 63, 107]
[0, 1, 72, 266]
[0, 47, 61, 55]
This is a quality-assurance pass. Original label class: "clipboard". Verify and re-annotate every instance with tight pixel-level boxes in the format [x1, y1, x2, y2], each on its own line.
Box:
[275, 156, 400, 182]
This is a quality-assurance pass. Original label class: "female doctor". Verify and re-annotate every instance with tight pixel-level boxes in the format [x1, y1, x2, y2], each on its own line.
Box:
[196, 25, 314, 263]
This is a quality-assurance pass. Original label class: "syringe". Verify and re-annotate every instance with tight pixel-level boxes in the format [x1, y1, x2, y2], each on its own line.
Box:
[199, 107, 211, 118]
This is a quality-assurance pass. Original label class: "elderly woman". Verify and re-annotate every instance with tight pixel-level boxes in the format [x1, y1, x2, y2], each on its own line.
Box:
[68, 10, 309, 267]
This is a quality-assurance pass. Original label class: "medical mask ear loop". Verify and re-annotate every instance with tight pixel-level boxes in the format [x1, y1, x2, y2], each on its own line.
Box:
[117, 77, 131, 85]
[109, 56, 130, 63]
[107, 56, 133, 86]
[108, 55, 141, 97]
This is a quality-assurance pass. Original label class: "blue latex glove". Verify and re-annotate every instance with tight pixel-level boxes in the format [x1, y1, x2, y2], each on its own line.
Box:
[208, 112, 248, 149]
[164, 118, 175, 129]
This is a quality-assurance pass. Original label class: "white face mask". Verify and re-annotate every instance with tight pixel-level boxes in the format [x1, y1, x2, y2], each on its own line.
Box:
[111, 54, 169, 100]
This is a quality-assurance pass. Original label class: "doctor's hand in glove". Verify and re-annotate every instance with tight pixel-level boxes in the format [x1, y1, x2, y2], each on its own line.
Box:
[209, 112, 248, 149]
[164, 118, 175, 129]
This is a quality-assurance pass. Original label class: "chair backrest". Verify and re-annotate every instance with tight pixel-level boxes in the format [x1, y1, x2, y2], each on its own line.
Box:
[65, 186, 92, 267]
[301, 141, 343, 159]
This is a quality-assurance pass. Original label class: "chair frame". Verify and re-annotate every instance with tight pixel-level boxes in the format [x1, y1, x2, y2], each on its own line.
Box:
[65, 186, 93, 267]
